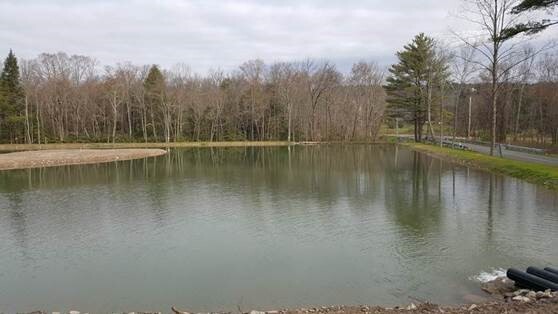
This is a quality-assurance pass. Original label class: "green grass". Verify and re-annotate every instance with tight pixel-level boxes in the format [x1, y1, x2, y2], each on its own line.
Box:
[403, 143, 558, 190]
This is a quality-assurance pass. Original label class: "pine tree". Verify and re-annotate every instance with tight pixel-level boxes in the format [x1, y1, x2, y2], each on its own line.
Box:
[0, 50, 25, 143]
[514, 0, 557, 12]
[144, 65, 166, 140]
[504, 0, 558, 38]
[385, 34, 449, 142]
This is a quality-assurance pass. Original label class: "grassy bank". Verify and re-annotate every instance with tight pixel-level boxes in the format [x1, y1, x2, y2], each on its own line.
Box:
[0, 141, 296, 152]
[403, 143, 558, 190]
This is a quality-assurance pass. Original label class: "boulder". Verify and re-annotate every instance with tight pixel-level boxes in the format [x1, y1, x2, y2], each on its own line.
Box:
[512, 295, 531, 302]
[480, 277, 516, 296]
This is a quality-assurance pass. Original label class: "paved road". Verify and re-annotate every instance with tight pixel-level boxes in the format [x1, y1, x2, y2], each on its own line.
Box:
[390, 135, 558, 167]
[465, 142, 558, 167]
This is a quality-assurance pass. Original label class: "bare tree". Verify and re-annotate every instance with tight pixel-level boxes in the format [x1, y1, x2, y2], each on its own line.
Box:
[455, 0, 552, 155]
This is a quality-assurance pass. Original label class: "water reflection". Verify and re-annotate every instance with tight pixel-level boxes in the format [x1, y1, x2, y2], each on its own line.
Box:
[0, 145, 556, 313]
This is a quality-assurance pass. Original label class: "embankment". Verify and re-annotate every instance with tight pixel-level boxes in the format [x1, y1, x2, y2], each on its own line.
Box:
[403, 143, 558, 190]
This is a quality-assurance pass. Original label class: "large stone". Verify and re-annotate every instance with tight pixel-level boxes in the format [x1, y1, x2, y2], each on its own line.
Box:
[513, 289, 530, 296]
[526, 291, 537, 299]
[512, 295, 531, 302]
[480, 278, 516, 296]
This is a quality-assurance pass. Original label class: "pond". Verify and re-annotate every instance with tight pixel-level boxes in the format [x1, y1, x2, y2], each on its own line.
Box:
[0, 145, 556, 313]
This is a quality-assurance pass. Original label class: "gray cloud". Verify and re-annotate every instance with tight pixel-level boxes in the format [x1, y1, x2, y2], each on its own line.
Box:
[0, 0, 555, 73]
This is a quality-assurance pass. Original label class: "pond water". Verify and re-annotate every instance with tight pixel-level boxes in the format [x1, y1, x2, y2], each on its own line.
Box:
[0, 145, 556, 313]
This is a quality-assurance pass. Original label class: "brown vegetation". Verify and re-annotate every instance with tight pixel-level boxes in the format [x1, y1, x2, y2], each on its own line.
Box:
[15, 55, 386, 144]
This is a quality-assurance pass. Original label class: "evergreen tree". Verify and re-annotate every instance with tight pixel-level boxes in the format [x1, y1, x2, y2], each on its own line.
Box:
[0, 50, 25, 142]
[504, 0, 558, 38]
[385, 34, 449, 142]
[514, 0, 558, 12]
[143, 65, 166, 140]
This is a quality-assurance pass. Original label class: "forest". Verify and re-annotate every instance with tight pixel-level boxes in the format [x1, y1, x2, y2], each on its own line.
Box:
[0, 53, 385, 144]
[0, 0, 556, 148]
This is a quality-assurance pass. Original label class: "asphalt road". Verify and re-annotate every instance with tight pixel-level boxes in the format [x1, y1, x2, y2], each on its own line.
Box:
[390, 134, 558, 167]
[465, 142, 558, 167]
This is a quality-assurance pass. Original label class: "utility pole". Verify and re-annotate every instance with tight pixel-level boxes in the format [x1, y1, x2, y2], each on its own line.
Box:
[395, 118, 399, 142]
[440, 84, 445, 148]
[468, 87, 476, 140]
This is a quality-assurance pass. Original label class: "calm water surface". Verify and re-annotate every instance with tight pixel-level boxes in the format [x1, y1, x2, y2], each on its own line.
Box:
[0, 145, 556, 313]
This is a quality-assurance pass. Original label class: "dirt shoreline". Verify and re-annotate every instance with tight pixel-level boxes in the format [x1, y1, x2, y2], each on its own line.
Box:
[21, 297, 556, 314]
[0, 149, 167, 171]
[276, 297, 558, 313]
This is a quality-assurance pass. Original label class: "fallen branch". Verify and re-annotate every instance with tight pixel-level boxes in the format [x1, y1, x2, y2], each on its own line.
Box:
[172, 306, 191, 314]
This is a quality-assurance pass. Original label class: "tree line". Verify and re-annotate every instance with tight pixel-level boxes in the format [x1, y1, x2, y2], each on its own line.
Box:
[0, 0, 556, 149]
[385, 0, 558, 152]
[0, 53, 385, 144]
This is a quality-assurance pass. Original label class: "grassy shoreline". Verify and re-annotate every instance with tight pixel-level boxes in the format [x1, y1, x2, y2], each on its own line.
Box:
[403, 142, 558, 190]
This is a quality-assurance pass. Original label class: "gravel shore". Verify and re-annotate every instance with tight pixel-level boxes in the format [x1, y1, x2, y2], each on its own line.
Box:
[18, 297, 558, 314]
[0, 149, 167, 170]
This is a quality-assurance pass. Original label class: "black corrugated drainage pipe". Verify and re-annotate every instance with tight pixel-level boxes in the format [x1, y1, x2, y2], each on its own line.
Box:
[507, 268, 558, 291]
[527, 267, 558, 284]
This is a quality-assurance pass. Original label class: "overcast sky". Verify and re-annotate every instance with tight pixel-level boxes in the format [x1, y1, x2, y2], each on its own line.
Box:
[0, 0, 556, 73]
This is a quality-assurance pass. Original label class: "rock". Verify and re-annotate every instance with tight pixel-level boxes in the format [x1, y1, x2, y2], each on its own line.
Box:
[68, 311, 80, 314]
[480, 278, 516, 296]
[527, 291, 537, 299]
[406, 303, 417, 310]
[512, 295, 531, 302]
[266, 311, 279, 314]
[52, 312, 61, 314]
[250, 311, 266, 314]
[513, 289, 530, 296]
[467, 304, 477, 311]
[503, 292, 515, 298]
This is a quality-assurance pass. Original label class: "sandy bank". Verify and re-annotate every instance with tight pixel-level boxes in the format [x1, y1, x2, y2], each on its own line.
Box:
[0, 149, 167, 171]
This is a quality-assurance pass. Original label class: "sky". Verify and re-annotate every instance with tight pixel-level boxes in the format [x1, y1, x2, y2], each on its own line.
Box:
[0, 0, 556, 74]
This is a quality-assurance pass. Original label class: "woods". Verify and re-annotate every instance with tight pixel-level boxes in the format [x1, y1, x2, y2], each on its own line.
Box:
[1, 46, 556, 147]
[385, 0, 558, 151]
[0, 1, 556, 147]
[386, 43, 558, 148]
[0, 53, 386, 144]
